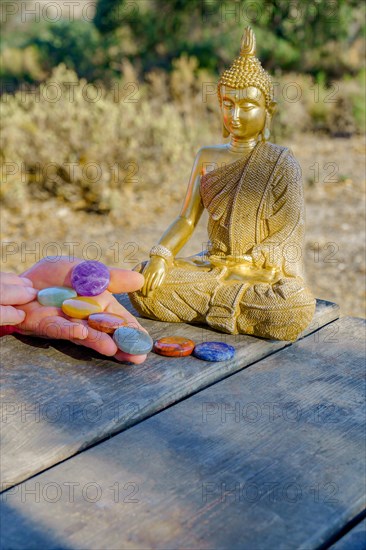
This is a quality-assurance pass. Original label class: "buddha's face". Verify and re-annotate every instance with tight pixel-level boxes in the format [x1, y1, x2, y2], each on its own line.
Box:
[221, 86, 266, 140]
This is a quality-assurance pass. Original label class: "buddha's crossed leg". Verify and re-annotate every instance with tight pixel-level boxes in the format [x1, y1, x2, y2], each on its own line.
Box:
[129, 261, 315, 341]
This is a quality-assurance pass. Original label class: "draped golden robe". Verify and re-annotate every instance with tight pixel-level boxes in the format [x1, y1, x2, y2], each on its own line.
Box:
[129, 142, 315, 341]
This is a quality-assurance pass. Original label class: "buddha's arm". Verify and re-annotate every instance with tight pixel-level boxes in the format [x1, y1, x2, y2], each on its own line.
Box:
[141, 152, 205, 296]
[157, 153, 205, 255]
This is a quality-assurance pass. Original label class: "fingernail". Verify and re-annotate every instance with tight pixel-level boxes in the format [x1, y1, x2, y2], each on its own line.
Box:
[26, 287, 38, 296]
[74, 325, 88, 339]
[20, 277, 33, 286]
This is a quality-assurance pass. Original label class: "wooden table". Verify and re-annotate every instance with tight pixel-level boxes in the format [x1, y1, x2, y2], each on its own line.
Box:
[1, 297, 365, 549]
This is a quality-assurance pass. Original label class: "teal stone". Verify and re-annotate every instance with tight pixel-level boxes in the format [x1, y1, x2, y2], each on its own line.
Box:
[113, 327, 153, 355]
[37, 286, 77, 308]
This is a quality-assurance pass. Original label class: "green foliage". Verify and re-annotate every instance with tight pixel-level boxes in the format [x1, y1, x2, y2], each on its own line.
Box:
[29, 20, 102, 81]
[93, 0, 127, 34]
[0, 0, 364, 91]
[92, 0, 365, 79]
[94, 0, 226, 72]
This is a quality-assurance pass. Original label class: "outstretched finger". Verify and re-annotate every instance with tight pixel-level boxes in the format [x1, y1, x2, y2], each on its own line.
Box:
[0, 283, 38, 305]
[108, 268, 144, 294]
[105, 300, 146, 332]
[0, 305, 26, 326]
[70, 324, 118, 356]
[36, 315, 88, 340]
[0, 273, 34, 287]
[114, 349, 147, 364]
[70, 320, 149, 360]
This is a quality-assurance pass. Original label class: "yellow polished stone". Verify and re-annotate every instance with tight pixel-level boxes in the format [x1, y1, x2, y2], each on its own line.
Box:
[62, 297, 102, 319]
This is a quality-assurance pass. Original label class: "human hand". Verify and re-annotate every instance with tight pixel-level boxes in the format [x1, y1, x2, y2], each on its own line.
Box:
[0, 272, 38, 325]
[141, 256, 167, 296]
[13, 257, 147, 364]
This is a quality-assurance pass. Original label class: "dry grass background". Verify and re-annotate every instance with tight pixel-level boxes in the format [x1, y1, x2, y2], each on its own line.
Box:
[1, 64, 365, 318]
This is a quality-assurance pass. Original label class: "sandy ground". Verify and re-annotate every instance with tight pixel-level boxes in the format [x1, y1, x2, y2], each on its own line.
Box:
[1, 134, 365, 318]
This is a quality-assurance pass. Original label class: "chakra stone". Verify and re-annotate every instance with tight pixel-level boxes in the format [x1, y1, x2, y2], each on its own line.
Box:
[71, 260, 110, 296]
[62, 297, 102, 319]
[37, 286, 77, 308]
[113, 326, 153, 355]
[153, 336, 195, 357]
[193, 342, 235, 362]
[88, 313, 129, 334]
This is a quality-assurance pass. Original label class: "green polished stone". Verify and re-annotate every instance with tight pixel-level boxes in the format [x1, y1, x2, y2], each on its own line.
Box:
[37, 286, 77, 308]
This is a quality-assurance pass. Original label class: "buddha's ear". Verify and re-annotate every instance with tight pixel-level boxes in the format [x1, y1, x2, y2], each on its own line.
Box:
[267, 100, 277, 117]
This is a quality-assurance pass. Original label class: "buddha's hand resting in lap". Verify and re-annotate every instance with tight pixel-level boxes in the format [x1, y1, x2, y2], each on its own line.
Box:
[141, 256, 167, 296]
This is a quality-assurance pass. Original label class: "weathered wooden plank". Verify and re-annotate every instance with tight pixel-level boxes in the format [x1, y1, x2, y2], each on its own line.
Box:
[329, 518, 366, 549]
[0, 299, 338, 489]
[1, 317, 364, 550]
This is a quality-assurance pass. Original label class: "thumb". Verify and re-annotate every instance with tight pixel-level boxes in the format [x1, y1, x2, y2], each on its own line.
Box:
[0, 306, 26, 326]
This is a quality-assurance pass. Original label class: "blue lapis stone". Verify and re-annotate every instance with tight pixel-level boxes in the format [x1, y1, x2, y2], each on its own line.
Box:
[193, 341, 235, 362]
[113, 326, 153, 355]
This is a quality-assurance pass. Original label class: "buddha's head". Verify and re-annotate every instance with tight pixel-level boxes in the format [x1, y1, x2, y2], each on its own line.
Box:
[218, 27, 276, 141]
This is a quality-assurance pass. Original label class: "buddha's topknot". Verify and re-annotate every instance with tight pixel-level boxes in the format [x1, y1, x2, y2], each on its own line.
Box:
[218, 27, 274, 108]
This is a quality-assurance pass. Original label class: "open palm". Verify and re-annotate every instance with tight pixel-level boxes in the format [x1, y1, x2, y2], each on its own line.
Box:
[16, 257, 147, 364]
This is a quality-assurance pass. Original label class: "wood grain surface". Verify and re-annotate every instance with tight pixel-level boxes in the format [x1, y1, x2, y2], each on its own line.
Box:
[329, 518, 366, 549]
[0, 299, 338, 489]
[1, 316, 364, 550]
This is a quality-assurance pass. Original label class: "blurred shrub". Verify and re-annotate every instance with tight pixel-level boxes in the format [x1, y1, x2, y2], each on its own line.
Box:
[337, 70, 366, 134]
[272, 73, 313, 138]
[327, 96, 356, 137]
[0, 63, 217, 214]
[273, 70, 365, 138]
[0, 46, 45, 91]
[1, 62, 364, 216]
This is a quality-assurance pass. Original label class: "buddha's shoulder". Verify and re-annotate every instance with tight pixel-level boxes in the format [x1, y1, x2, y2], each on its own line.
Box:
[265, 141, 298, 159]
[198, 144, 227, 152]
[195, 144, 228, 161]
[263, 141, 289, 156]
[195, 143, 299, 165]
[264, 142, 302, 183]
[264, 142, 301, 171]
[197, 142, 293, 155]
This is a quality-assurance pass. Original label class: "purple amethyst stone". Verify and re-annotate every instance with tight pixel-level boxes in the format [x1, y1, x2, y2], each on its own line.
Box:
[71, 261, 110, 296]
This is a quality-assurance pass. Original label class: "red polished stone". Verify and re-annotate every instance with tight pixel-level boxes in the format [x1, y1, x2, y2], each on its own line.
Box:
[87, 313, 129, 334]
[153, 336, 195, 357]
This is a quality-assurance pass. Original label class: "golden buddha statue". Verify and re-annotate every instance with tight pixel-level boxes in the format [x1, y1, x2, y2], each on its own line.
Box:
[129, 27, 316, 341]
